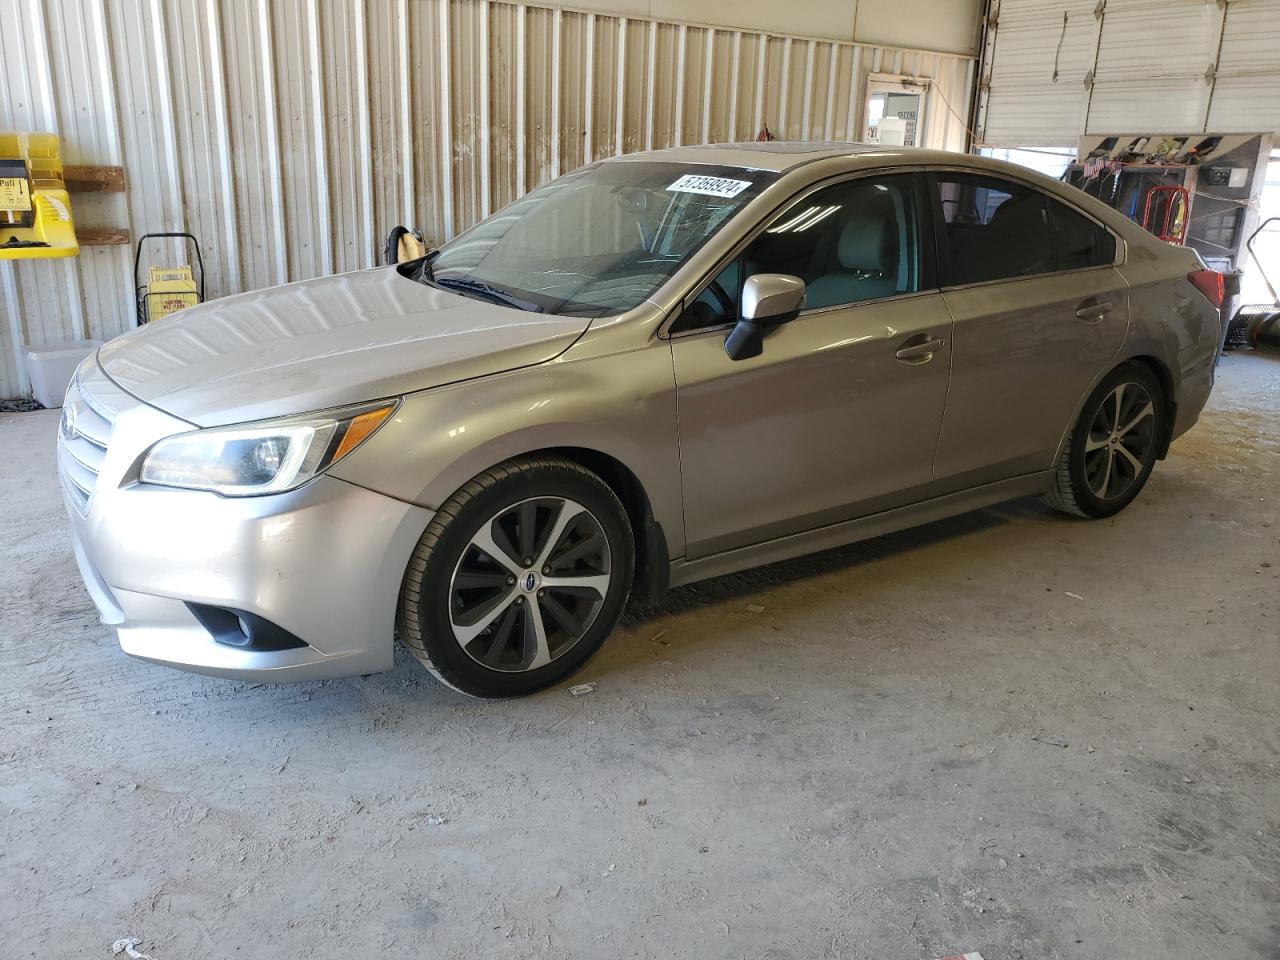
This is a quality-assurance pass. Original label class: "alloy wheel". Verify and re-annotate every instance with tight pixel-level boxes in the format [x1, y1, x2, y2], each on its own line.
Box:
[1084, 381, 1157, 501]
[448, 497, 612, 672]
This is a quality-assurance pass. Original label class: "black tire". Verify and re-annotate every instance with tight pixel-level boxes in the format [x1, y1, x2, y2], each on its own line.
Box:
[1045, 362, 1167, 519]
[398, 457, 634, 698]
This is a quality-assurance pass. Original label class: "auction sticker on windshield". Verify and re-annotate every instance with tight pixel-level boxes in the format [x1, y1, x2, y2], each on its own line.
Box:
[667, 174, 752, 198]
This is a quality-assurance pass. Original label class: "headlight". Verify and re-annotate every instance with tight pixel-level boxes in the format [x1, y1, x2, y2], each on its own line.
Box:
[139, 400, 398, 496]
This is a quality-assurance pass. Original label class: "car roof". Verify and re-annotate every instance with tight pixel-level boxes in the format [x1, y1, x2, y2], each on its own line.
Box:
[604, 141, 963, 174]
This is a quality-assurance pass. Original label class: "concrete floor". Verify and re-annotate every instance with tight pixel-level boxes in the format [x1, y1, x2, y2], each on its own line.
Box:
[1, 354, 1277, 960]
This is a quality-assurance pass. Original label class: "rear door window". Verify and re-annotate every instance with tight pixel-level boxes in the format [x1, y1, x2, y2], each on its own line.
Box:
[937, 173, 1053, 284]
[937, 172, 1119, 284]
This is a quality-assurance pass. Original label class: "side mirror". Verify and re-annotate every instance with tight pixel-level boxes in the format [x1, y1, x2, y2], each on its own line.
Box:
[724, 274, 805, 361]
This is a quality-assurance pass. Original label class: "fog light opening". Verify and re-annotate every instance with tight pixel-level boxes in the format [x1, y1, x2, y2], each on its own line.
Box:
[185, 602, 309, 652]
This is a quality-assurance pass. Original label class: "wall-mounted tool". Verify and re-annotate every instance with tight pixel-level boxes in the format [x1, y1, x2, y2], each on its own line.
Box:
[0, 131, 78, 259]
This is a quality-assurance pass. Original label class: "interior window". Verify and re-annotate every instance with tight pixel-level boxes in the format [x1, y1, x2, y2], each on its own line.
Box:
[1048, 197, 1116, 270]
[938, 173, 1053, 284]
[674, 173, 921, 332]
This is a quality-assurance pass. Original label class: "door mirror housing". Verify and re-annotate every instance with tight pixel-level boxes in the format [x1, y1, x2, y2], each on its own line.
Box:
[724, 274, 805, 361]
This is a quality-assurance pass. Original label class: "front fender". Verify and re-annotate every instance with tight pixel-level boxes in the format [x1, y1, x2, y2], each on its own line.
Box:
[330, 340, 685, 557]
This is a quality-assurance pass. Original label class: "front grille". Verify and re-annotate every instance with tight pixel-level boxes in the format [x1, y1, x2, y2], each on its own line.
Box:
[57, 366, 122, 514]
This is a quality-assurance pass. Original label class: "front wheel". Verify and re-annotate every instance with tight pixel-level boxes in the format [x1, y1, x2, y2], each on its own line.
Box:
[398, 457, 634, 698]
[1045, 363, 1166, 519]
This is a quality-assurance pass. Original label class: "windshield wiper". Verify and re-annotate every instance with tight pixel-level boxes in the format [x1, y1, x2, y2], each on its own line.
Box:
[434, 277, 544, 313]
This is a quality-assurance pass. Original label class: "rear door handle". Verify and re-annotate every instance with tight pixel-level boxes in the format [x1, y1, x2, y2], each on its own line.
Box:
[1075, 298, 1114, 322]
[895, 336, 946, 363]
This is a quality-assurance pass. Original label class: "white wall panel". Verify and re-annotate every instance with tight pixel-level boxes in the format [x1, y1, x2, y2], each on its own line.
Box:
[0, 0, 973, 399]
[854, 0, 982, 55]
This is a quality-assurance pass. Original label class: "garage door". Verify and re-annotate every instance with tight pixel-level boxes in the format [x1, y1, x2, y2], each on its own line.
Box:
[979, 0, 1280, 147]
[980, 0, 1099, 146]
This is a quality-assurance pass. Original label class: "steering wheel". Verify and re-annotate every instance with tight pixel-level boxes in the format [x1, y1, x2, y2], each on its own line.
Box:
[704, 279, 736, 321]
[677, 279, 737, 332]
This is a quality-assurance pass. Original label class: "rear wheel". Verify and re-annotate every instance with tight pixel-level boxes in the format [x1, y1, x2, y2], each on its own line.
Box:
[398, 457, 634, 698]
[1045, 363, 1166, 519]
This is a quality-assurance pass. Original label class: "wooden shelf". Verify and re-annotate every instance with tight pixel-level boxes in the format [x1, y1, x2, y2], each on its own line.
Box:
[64, 165, 125, 194]
[76, 227, 129, 246]
[59, 165, 129, 248]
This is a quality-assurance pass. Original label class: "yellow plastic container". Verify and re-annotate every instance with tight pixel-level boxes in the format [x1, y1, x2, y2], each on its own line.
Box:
[0, 131, 79, 259]
[145, 265, 200, 321]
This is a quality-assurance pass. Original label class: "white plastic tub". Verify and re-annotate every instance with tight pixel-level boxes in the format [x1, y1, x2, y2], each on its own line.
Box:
[23, 339, 103, 409]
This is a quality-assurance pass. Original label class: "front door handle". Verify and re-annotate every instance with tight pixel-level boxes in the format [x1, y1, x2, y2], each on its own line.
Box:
[1075, 298, 1114, 322]
[895, 336, 946, 363]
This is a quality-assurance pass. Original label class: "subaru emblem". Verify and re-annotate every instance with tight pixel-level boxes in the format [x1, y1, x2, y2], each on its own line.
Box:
[524, 573, 537, 591]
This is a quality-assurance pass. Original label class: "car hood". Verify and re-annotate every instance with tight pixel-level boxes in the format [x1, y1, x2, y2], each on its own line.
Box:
[97, 267, 591, 426]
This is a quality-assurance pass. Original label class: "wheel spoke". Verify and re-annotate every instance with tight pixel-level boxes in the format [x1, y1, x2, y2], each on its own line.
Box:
[517, 500, 538, 561]
[1110, 383, 1126, 431]
[452, 569, 511, 591]
[522, 600, 552, 669]
[1085, 450, 1103, 491]
[452, 588, 518, 645]
[1090, 448, 1114, 499]
[1115, 441, 1145, 474]
[471, 520, 522, 574]
[1085, 433, 1110, 452]
[539, 592, 585, 639]
[1117, 400, 1154, 438]
[535, 500, 585, 568]
[542, 573, 611, 598]
[482, 602, 521, 661]
[548, 530, 605, 569]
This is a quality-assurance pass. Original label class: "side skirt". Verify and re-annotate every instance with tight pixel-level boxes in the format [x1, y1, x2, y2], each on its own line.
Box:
[666, 471, 1056, 589]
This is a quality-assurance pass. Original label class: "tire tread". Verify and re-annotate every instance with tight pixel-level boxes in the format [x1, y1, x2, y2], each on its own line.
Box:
[1044, 427, 1088, 518]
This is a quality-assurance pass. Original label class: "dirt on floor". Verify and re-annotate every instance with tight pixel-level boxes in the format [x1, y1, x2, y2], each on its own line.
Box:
[1, 353, 1278, 960]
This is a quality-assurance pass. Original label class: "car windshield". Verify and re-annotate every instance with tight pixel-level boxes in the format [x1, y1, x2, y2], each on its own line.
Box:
[418, 161, 777, 317]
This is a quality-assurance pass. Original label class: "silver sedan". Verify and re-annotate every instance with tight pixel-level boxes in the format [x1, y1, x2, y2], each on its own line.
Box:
[58, 143, 1224, 697]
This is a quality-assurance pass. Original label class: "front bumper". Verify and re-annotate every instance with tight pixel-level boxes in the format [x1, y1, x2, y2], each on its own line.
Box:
[59, 362, 431, 682]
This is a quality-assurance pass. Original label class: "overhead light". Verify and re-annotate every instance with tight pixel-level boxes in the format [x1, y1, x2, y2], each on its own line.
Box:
[766, 204, 842, 234]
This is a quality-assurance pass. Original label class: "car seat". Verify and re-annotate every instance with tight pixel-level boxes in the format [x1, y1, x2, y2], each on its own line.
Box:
[804, 215, 899, 307]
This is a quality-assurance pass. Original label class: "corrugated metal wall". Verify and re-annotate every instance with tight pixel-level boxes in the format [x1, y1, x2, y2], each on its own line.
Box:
[978, 0, 1280, 147]
[0, 0, 974, 399]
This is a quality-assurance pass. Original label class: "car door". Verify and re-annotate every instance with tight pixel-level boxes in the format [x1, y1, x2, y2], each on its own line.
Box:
[929, 170, 1129, 493]
[668, 171, 954, 559]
